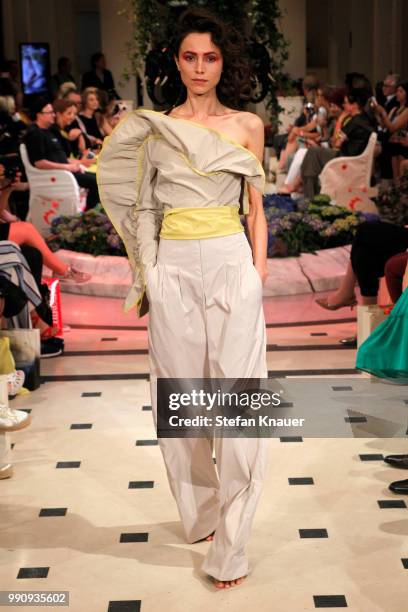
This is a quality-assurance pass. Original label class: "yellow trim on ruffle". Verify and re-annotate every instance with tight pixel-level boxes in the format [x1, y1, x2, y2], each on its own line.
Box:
[138, 108, 266, 182]
[160, 205, 244, 240]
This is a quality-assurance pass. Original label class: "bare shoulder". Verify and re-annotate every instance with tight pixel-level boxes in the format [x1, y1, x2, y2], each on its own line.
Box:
[233, 110, 264, 132]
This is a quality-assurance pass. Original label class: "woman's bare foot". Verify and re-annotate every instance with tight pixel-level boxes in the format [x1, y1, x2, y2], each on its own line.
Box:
[213, 576, 247, 589]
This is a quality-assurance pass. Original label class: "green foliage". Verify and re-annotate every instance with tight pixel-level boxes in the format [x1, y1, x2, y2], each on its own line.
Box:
[119, 0, 291, 122]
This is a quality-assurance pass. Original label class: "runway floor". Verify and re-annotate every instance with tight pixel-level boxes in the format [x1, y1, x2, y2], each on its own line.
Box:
[1, 291, 407, 612]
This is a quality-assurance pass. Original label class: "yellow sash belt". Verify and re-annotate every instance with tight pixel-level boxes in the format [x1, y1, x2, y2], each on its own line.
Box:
[160, 205, 244, 240]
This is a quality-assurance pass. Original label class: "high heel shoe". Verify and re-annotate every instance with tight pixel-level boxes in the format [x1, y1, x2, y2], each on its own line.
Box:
[315, 296, 358, 311]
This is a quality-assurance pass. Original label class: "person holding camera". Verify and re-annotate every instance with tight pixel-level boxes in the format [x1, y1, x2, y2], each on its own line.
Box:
[374, 81, 408, 180]
[300, 88, 374, 200]
[24, 97, 100, 209]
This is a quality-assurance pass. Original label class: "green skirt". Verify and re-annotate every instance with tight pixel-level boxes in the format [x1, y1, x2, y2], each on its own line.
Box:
[356, 288, 408, 380]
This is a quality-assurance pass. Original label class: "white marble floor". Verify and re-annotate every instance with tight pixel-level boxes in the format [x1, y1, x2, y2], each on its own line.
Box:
[1, 292, 407, 612]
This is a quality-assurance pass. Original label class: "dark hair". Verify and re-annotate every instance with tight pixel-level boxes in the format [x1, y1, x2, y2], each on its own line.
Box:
[53, 99, 77, 114]
[397, 81, 408, 103]
[57, 56, 70, 71]
[345, 72, 372, 96]
[325, 86, 346, 108]
[171, 7, 250, 109]
[345, 88, 370, 109]
[29, 96, 51, 120]
[91, 52, 104, 69]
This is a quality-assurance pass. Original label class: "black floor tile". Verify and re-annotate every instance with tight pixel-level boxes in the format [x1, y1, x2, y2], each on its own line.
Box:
[289, 477, 314, 485]
[70, 423, 93, 429]
[136, 440, 158, 446]
[314, 595, 347, 608]
[280, 436, 303, 442]
[401, 558, 408, 569]
[17, 567, 49, 579]
[332, 386, 353, 391]
[142, 405, 152, 411]
[56, 461, 81, 469]
[39, 508, 67, 517]
[81, 392, 102, 397]
[345, 416, 367, 423]
[120, 533, 149, 543]
[107, 601, 141, 612]
[299, 529, 328, 538]
[359, 454, 384, 461]
[378, 500, 407, 509]
[128, 481, 154, 489]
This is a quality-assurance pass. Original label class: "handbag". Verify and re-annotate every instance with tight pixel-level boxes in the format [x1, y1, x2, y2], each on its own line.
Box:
[0, 329, 41, 390]
[0, 337, 16, 375]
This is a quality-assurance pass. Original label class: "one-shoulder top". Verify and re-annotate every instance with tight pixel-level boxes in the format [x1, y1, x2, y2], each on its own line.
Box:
[97, 108, 265, 317]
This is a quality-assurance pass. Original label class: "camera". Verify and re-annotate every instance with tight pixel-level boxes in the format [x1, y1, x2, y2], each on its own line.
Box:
[0, 155, 21, 183]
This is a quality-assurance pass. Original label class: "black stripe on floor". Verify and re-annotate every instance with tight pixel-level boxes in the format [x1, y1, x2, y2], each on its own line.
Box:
[41, 374, 149, 382]
[41, 369, 359, 382]
[68, 316, 356, 332]
[62, 343, 353, 357]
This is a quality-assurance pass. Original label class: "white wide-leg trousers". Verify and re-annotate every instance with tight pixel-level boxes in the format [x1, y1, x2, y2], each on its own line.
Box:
[146, 232, 269, 581]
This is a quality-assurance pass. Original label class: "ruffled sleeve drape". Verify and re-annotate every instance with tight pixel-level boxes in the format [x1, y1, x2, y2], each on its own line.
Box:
[97, 109, 265, 317]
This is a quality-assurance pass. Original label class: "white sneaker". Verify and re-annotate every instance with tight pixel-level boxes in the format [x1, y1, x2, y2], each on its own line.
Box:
[0, 404, 31, 432]
[0, 463, 13, 479]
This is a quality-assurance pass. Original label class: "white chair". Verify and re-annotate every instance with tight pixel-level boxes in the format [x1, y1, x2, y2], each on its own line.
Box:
[319, 132, 378, 201]
[19, 144, 85, 237]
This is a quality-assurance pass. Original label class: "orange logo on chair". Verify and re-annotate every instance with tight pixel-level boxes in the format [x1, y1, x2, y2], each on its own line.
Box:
[43, 201, 60, 224]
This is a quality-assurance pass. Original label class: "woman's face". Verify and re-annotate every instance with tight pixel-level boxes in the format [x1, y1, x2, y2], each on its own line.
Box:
[58, 106, 77, 127]
[329, 102, 342, 117]
[396, 86, 407, 105]
[343, 96, 353, 113]
[86, 93, 99, 112]
[176, 32, 223, 96]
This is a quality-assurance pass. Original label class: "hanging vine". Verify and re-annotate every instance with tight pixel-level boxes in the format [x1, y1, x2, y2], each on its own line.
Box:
[119, 0, 293, 123]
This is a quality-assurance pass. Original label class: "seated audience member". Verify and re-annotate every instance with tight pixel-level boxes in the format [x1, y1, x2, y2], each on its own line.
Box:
[0, 84, 27, 157]
[53, 99, 95, 163]
[77, 88, 105, 147]
[273, 73, 320, 160]
[57, 82, 82, 108]
[49, 57, 76, 99]
[81, 53, 119, 100]
[99, 100, 128, 136]
[24, 97, 100, 209]
[0, 240, 65, 360]
[1, 60, 23, 110]
[375, 74, 400, 179]
[374, 81, 408, 180]
[316, 169, 408, 311]
[1, 164, 91, 284]
[280, 87, 346, 194]
[300, 88, 374, 200]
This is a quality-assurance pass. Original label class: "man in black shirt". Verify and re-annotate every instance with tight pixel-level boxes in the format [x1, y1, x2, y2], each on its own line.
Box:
[24, 98, 99, 209]
[300, 88, 374, 200]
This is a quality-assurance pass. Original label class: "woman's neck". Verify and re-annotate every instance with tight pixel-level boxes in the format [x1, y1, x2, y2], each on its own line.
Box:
[81, 108, 94, 118]
[180, 90, 226, 120]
